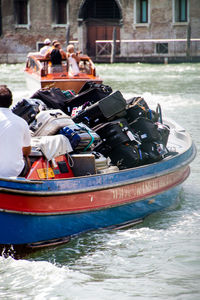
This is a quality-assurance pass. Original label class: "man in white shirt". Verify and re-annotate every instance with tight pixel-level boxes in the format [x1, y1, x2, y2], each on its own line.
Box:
[40, 38, 52, 56]
[0, 86, 31, 177]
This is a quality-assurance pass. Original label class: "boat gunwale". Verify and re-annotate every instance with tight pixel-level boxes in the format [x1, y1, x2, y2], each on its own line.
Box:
[0, 146, 195, 196]
[0, 165, 190, 216]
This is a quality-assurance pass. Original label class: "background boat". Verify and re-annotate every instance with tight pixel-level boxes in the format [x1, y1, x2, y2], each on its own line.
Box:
[25, 53, 102, 93]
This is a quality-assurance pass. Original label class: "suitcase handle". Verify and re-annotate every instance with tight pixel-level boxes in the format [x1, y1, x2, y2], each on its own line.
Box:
[49, 112, 63, 118]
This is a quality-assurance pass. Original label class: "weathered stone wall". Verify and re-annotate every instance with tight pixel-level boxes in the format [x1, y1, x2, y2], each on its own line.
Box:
[0, 0, 199, 63]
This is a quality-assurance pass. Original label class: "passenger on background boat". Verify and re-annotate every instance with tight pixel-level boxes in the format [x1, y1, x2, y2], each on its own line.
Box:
[40, 38, 52, 56]
[44, 42, 67, 73]
[66, 44, 80, 76]
[0, 86, 31, 177]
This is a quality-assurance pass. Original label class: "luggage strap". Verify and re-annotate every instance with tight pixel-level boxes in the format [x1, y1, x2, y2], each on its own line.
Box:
[76, 124, 95, 152]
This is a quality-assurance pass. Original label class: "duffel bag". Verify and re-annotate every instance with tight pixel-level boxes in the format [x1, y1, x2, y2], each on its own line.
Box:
[31, 87, 72, 113]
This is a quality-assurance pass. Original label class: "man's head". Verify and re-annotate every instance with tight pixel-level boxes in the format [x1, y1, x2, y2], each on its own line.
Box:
[44, 38, 51, 45]
[0, 85, 13, 108]
[52, 40, 59, 46]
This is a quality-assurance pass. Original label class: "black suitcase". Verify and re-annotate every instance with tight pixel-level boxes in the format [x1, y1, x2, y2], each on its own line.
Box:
[107, 144, 141, 170]
[129, 117, 160, 143]
[65, 87, 111, 114]
[72, 91, 127, 127]
[12, 99, 40, 124]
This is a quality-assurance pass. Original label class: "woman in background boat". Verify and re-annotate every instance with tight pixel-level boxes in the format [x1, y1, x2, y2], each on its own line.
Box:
[66, 44, 81, 76]
[0, 86, 31, 177]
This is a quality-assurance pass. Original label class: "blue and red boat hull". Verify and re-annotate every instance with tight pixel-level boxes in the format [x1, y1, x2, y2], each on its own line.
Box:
[0, 135, 196, 252]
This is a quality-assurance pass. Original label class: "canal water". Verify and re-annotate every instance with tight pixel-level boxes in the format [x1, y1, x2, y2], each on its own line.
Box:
[0, 62, 200, 299]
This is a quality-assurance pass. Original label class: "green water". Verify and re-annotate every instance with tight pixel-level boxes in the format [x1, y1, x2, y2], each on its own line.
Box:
[0, 62, 200, 300]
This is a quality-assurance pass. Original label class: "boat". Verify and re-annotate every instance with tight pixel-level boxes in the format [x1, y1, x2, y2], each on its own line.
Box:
[24, 52, 102, 94]
[0, 116, 196, 257]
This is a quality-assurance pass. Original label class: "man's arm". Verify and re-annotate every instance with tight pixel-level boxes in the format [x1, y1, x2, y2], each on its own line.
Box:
[23, 146, 31, 169]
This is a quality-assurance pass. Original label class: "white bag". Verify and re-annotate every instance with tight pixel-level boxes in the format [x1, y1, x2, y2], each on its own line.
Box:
[31, 109, 75, 136]
[31, 135, 73, 160]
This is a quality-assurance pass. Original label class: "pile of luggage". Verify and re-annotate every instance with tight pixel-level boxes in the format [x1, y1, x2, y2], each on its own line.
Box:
[12, 82, 170, 175]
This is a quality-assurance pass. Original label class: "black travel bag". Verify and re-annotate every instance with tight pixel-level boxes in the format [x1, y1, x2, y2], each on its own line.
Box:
[72, 91, 127, 127]
[64, 83, 113, 114]
[94, 118, 140, 148]
[156, 122, 170, 147]
[126, 97, 159, 123]
[12, 99, 40, 124]
[31, 87, 72, 114]
[141, 142, 167, 163]
[106, 144, 141, 170]
[78, 81, 112, 95]
[64, 87, 111, 114]
[129, 117, 161, 143]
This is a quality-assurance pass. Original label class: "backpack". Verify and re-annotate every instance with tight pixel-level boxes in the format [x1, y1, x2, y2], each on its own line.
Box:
[50, 49, 62, 65]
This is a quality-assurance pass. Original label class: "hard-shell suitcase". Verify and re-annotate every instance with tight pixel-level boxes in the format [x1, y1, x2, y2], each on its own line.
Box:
[72, 91, 127, 127]
[30, 109, 75, 136]
[70, 154, 96, 176]
[12, 99, 40, 124]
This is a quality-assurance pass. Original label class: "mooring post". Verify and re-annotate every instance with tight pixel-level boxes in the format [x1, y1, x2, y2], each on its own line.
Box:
[66, 24, 70, 46]
[111, 27, 116, 63]
[186, 23, 191, 59]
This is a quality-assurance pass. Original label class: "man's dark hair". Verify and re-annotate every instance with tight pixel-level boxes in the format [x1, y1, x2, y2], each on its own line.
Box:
[0, 85, 13, 108]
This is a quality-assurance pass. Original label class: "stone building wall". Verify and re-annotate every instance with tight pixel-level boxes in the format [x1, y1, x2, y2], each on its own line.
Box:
[0, 0, 199, 63]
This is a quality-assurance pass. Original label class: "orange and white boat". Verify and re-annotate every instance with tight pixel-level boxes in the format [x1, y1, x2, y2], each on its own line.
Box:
[25, 53, 102, 94]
